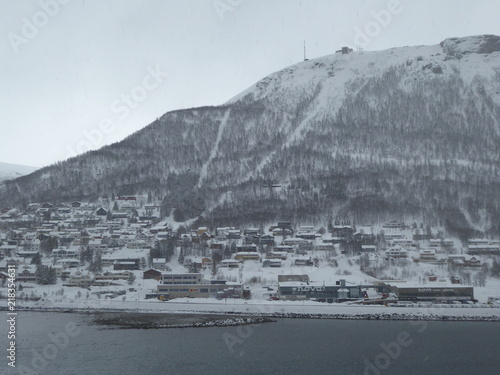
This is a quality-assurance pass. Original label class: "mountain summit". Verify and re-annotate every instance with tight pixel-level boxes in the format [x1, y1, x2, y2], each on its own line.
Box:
[440, 34, 500, 59]
[2, 35, 500, 234]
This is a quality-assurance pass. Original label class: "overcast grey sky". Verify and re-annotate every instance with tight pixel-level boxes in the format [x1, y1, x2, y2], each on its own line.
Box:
[2, 0, 500, 168]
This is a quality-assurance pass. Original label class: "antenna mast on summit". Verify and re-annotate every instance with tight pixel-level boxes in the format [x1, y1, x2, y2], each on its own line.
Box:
[304, 40, 308, 61]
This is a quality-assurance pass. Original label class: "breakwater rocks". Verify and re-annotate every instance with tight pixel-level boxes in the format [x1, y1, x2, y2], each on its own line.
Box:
[90, 312, 275, 329]
[252, 312, 500, 322]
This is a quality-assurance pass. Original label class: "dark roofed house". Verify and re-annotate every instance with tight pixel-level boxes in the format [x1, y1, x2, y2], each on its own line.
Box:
[113, 260, 140, 271]
[260, 235, 275, 246]
[96, 207, 108, 216]
[17, 266, 37, 283]
[143, 269, 162, 280]
[331, 225, 354, 238]
[111, 212, 129, 219]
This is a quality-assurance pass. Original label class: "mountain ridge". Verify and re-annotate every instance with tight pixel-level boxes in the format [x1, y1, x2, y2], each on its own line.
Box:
[2, 35, 500, 235]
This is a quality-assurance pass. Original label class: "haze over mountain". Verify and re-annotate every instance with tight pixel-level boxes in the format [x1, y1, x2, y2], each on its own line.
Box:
[2, 35, 500, 235]
[0, 162, 38, 183]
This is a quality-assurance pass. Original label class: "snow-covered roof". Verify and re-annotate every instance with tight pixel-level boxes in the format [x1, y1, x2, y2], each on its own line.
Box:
[152, 258, 166, 263]
[221, 259, 239, 263]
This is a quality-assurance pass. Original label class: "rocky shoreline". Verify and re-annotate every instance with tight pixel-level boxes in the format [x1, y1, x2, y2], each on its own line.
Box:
[262, 311, 500, 322]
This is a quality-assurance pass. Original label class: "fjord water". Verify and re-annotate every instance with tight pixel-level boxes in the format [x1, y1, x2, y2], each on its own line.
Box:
[3, 312, 499, 375]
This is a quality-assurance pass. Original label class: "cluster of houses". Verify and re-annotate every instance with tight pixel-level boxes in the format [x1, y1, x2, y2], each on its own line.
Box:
[0, 197, 160, 289]
[0, 199, 497, 302]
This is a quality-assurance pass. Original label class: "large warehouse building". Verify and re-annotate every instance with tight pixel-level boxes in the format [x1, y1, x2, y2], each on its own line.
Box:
[278, 279, 361, 302]
[396, 286, 474, 302]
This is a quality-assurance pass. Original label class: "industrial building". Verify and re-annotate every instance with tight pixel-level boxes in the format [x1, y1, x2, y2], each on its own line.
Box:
[278, 279, 362, 303]
[396, 286, 474, 302]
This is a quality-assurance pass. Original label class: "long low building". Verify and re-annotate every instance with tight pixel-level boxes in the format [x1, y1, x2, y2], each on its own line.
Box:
[157, 273, 243, 299]
[157, 281, 243, 299]
[396, 286, 474, 302]
[234, 252, 260, 261]
[467, 245, 500, 255]
[278, 279, 361, 302]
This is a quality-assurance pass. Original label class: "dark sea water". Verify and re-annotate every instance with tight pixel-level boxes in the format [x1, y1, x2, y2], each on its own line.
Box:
[2, 311, 500, 375]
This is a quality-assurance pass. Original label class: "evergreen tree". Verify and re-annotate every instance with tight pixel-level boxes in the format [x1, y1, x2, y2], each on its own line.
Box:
[173, 208, 185, 222]
[94, 250, 102, 272]
[35, 265, 46, 284]
[230, 241, 237, 254]
[223, 244, 231, 259]
[30, 252, 42, 265]
[88, 260, 97, 273]
[82, 247, 93, 263]
[212, 251, 222, 276]
[178, 248, 184, 265]
[40, 237, 58, 255]
[36, 265, 57, 285]
[166, 239, 175, 262]
[48, 266, 57, 284]
[127, 273, 136, 285]
[189, 262, 199, 274]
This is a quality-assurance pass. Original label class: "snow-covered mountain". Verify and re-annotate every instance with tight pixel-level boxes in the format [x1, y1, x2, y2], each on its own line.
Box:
[1, 35, 500, 234]
[0, 162, 38, 183]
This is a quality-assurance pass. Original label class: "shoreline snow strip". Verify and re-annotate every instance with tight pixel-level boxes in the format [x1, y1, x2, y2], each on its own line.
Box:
[4, 306, 500, 323]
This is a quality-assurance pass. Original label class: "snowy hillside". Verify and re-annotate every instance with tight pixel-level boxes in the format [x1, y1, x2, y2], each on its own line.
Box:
[1, 35, 500, 234]
[229, 35, 500, 109]
[0, 161, 38, 183]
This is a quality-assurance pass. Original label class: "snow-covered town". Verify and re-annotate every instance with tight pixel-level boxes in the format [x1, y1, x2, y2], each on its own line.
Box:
[4, 1, 500, 373]
[1, 195, 500, 317]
